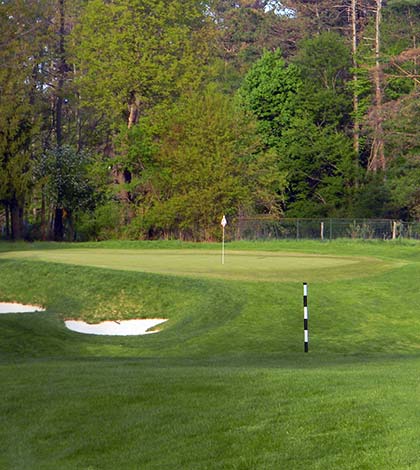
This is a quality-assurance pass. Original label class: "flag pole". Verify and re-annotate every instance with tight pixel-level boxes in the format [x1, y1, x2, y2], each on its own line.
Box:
[221, 215, 227, 265]
[222, 225, 225, 265]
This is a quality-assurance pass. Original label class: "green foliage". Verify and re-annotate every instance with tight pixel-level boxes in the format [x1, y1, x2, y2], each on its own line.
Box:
[75, 202, 124, 241]
[0, 105, 33, 204]
[293, 32, 353, 130]
[238, 49, 302, 145]
[350, 175, 393, 218]
[208, 1, 296, 90]
[2, 0, 420, 240]
[385, 77, 413, 100]
[348, 65, 373, 121]
[247, 147, 288, 216]
[128, 88, 285, 239]
[388, 0, 420, 5]
[295, 32, 352, 90]
[279, 119, 355, 217]
[386, 156, 420, 219]
[239, 34, 355, 217]
[73, 0, 209, 128]
[383, 91, 420, 160]
[36, 146, 93, 212]
[0, 1, 49, 237]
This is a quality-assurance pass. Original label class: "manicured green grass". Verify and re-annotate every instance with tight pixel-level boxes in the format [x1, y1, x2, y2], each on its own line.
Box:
[0, 240, 419, 469]
[0, 246, 403, 282]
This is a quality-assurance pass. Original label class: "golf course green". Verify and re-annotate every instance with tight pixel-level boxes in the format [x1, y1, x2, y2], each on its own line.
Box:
[0, 246, 402, 282]
[0, 240, 419, 469]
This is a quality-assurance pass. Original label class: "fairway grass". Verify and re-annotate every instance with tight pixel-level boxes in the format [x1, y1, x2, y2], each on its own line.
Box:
[0, 240, 419, 469]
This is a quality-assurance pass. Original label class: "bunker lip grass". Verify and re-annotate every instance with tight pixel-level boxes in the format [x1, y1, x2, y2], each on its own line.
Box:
[0, 302, 45, 313]
[64, 318, 167, 336]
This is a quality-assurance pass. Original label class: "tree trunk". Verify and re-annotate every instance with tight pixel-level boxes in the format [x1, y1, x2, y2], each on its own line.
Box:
[408, 7, 418, 90]
[369, 0, 385, 172]
[112, 93, 140, 222]
[67, 209, 75, 241]
[10, 197, 23, 240]
[41, 190, 48, 241]
[54, 206, 64, 241]
[74, 64, 83, 152]
[54, 0, 67, 241]
[128, 99, 139, 130]
[351, 0, 360, 160]
[5, 203, 11, 239]
[56, 0, 66, 149]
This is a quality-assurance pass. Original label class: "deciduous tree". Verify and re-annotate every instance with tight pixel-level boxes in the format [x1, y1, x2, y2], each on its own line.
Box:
[73, 0, 211, 221]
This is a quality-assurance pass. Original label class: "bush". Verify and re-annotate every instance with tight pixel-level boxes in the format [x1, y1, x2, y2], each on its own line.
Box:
[75, 202, 123, 241]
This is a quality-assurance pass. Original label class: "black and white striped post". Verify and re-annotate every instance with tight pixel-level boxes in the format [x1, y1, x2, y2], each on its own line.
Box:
[303, 282, 309, 352]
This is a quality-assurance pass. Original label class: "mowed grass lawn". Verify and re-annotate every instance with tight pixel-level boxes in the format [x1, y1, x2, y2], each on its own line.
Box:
[0, 240, 419, 469]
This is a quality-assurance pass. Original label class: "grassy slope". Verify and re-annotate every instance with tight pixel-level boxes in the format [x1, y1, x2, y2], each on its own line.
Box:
[0, 240, 419, 469]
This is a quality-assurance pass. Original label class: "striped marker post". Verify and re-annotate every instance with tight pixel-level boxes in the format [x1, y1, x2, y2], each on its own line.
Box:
[303, 282, 309, 352]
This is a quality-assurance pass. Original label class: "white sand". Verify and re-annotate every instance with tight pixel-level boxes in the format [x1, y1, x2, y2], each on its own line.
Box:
[64, 318, 167, 336]
[0, 302, 45, 313]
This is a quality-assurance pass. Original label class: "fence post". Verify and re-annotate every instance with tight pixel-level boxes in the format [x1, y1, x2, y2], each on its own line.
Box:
[392, 220, 397, 240]
[320, 221, 324, 241]
[329, 218, 332, 240]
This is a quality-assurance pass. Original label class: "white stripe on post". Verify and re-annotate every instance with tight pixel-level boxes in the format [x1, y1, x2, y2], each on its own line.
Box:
[303, 282, 309, 352]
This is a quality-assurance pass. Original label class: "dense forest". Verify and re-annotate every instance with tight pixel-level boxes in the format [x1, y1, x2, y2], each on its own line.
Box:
[1, 0, 419, 241]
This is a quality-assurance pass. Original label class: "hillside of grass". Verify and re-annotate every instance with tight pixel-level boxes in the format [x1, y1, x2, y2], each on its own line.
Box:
[0, 240, 419, 469]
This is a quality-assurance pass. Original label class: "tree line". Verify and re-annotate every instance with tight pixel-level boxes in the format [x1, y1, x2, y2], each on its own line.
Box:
[1, 0, 419, 241]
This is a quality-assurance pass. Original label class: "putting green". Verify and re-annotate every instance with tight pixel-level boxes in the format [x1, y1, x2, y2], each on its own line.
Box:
[0, 248, 403, 282]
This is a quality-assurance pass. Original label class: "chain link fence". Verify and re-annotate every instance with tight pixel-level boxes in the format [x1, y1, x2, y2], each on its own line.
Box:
[232, 218, 420, 241]
[2, 208, 420, 242]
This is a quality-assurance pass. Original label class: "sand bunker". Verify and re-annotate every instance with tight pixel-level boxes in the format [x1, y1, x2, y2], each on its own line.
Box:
[0, 302, 45, 313]
[65, 318, 167, 336]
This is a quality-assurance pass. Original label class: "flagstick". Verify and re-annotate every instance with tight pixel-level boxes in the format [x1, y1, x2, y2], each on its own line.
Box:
[222, 224, 225, 265]
[220, 215, 227, 265]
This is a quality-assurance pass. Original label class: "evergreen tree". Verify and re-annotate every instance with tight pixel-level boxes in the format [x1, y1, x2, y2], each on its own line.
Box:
[238, 49, 302, 146]
[0, 0, 46, 239]
[239, 35, 355, 217]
